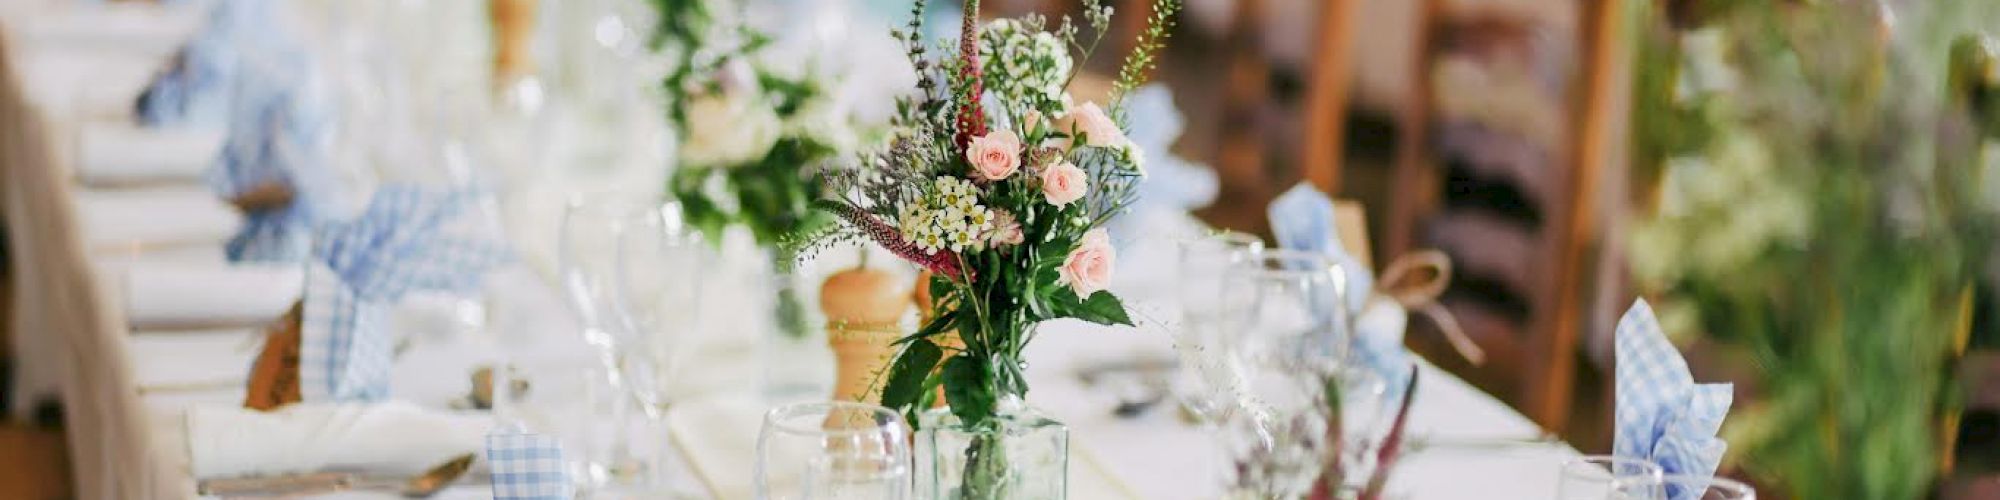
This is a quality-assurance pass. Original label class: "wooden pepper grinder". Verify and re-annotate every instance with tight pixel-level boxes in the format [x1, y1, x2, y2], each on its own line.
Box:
[821, 264, 913, 403]
[488, 0, 538, 93]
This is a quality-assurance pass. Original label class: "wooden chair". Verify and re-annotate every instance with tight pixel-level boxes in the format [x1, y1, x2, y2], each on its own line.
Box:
[1385, 0, 1626, 433]
[1201, 0, 1358, 237]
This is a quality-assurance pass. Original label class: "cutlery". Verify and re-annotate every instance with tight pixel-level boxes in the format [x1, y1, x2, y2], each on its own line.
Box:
[198, 452, 477, 498]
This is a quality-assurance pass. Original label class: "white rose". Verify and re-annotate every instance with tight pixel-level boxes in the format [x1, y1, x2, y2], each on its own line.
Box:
[679, 91, 783, 168]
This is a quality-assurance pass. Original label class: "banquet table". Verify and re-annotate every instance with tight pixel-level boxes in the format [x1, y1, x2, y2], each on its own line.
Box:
[0, 3, 1580, 499]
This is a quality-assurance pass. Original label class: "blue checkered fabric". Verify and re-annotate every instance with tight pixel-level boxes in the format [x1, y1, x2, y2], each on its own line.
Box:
[1613, 300, 1731, 500]
[1268, 183, 1399, 393]
[295, 185, 510, 401]
[487, 432, 572, 500]
[140, 0, 346, 263]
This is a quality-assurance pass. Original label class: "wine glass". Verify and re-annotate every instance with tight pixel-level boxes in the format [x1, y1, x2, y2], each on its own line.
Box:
[1613, 475, 1755, 500]
[1207, 250, 1354, 498]
[1557, 455, 1665, 500]
[755, 402, 912, 500]
[1171, 232, 1265, 422]
[559, 198, 658, 351]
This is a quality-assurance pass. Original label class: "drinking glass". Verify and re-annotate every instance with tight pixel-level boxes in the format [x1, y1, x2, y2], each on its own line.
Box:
[1206, 250, 1355, 498]
[492, 354, 630, 492]
[1613, 475, 1755, 500]
[559, 198, 660, 352]
[610, 201, 705, 414]
[755, 402, 912, 500]
[1172, 231, 1265, 422]
[1557, 455, 1664, 500]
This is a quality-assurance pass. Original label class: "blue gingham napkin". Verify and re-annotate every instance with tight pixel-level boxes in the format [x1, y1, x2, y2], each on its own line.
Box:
[487, 431, 573, 500]
[1268, 183, 1400, 391]
[141, 0, 345, 262]
[296, 186, 509, 401]
[1614, 300, 1731, 499]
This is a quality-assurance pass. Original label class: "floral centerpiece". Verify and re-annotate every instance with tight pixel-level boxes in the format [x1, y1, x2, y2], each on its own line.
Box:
[646, 0, 869, 343]
[1624, 0, 1998, 497]
[798, 0, 1180, 496]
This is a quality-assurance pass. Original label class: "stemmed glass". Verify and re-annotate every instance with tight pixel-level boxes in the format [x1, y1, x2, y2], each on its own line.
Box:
[1557, 455, 1665, 500]
[1614, 475, 1755, 500]
[755, 402, 912, 500]
[557, 198, 704, 490]
[1206, 250, 1356, 498]
[1172, 231, 1265, 422]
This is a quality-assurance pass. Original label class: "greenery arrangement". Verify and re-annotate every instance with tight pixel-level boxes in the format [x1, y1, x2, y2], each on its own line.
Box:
[647, 0, 866, 339]
[799, 0, 1179, 495]
[1624, 1, 1999, 497]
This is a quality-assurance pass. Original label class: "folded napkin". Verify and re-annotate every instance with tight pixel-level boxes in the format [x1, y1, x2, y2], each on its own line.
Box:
[138, 0, 347, 262]
[1268, 183, 1403, 392]
[184, 402, 493, 479]
[297, 186, 509, 401]
[128, 328, 262, 393]
[73, 186, 241, 252]
[487, 431, 572, 500]
[75, 123, 225, 186]
[123, 262, 302, 329]
[1613, 300, 1731, 499]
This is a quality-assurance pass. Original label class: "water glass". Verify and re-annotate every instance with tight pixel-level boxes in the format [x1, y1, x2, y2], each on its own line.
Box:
[1172, 232, 1264, 421]
[1557, 455, 1664, 500]
[755, 402, 912, 500]
[1614, 475, 1755, 500]
[559, 198, 663, 350]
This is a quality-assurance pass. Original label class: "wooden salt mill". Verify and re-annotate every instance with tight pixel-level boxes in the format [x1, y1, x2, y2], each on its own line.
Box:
[821, 264, 912, 403]
[488, 0, 538, 93]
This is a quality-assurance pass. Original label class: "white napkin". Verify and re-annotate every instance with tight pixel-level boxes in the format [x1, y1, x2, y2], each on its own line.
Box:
[122, 263, 302, 330]
[75, 123, 224, 186]
[185, 402, 494, 479]
[128, 328, 261, 393]
[74, 186, 241, 252]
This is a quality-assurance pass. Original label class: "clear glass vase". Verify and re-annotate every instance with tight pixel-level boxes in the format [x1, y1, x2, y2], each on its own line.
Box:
[760, 249, 830, 400]
[914, 407, 1069, 500]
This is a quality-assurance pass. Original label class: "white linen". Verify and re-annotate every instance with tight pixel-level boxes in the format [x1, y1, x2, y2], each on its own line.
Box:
[184, 402, 495, 479]
[122, 263, 303, 330]
[73, 186, 240, 252]
[128, 328, 260, 393]
[76, 123, 224, 186]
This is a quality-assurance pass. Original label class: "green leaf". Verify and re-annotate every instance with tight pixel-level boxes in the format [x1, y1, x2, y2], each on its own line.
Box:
[1051, 288, 1134, 326]
[893, 310, 956, 346]
[941, 355, 995, 425]
[879, 339, 944, 412]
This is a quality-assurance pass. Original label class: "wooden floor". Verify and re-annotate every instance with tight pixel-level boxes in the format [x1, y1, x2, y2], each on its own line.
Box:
[0, 423, 71, 500]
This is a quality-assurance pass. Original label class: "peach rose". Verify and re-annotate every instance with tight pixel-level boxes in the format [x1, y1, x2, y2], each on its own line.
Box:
[965, 130, 1023, 181]
[1069, 101, 1128, 148]
[1040, 160, 1088, 207]
[1058, 229, 1115, 296]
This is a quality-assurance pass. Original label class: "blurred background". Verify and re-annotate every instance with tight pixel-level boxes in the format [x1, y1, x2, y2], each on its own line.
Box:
[1, 0, 1997, 498]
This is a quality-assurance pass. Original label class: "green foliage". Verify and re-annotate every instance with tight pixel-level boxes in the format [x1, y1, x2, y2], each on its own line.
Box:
[1109, 0, 1183, 115]
[1625, 1, 2000, 497]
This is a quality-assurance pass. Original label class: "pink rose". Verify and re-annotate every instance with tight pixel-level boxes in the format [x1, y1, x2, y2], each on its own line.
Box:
[965, 130, 1023, 181]
[1040, 160, 1088, 207]
[987, 210, 1025, 247]
[1069, 101, 1128, 148]
[1058, 229, 1115, 296]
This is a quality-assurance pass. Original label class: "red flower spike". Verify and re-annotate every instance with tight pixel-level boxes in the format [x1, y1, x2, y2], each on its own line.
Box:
[953, 0, 988, 152]
[825, 201, 966, 280]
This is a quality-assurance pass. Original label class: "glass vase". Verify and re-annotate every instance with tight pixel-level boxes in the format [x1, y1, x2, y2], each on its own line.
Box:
[914, 407, 1069, 500]
[760, 249, 830, 400]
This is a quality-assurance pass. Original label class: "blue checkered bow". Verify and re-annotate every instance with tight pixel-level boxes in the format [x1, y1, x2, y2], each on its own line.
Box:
[296, 185, 510, 401]
[486, 431, 573, 500]
[141, 0, 346, 262]
[1267, 183, 1401, 394]
[1614, 300, 1732, 500]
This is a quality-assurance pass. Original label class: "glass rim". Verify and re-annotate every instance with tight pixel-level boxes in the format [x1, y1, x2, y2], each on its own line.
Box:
[1560, 454, 1665, 479]
[1191, 230, 1265, 248]
[761, 401, 906, 438]
[1640, 475, 1755, 497]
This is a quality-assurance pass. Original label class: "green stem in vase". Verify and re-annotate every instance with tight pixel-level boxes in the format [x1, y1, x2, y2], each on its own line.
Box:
[960, 427, 1013, 499]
